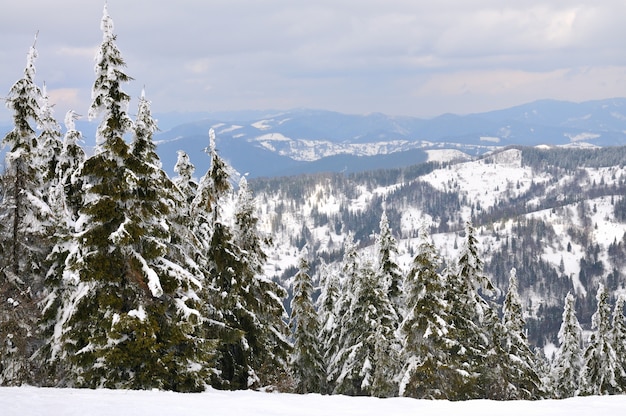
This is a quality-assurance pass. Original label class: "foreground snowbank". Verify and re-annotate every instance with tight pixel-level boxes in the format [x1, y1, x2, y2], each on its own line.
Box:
[2, 386, 626, 416]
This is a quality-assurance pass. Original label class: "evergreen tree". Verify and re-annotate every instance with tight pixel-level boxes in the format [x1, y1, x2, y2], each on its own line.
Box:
[47, 6, 212, 391]
[444, 221, 498, 400]
[189, 129, 227, 261]
[398, 224, 454, 399]
[233, 175, 291, 388]
[0, 36, 51, 386]
[500, 268, 543, 399]
[168, 149, 207, 309]
[233, 176, 266, 284]
[580, 284, 621, 395]
[325, 233, 359, 391]
[550, 292, 584, 398]
[38, 110, 86, 385]
[289, 252, 325, 393]
[189, 129, 246, 389]
[331, 253, 400, 397]
[375, 209, 404, 321]
[610, 295, 626, 391]
[316, 259, 340, 394]
[129, 89, 216, 389]
[195, 130, 290, 390]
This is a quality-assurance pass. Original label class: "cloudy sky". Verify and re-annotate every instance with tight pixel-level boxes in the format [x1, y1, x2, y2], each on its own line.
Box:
[1, 0, 626, 124]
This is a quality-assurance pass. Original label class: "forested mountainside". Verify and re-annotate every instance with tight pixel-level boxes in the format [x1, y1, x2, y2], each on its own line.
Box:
[250, 145, 626, 347]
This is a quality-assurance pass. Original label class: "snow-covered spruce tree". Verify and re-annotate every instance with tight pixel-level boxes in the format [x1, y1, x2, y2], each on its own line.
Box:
[325, 233, 359, 391]
[189, 129, 227, 267]
[610, 295, 626, 391]
[331, 252, 400, 397]
[128, 90, 217, 389]
[169, 149, 206, 289]
[444, 221, 498, 400]
[375, 209, 404, 321]
[550, 292, 584, 398]
[289, 252, 325, 393]
[0, 36, 53, 386]
[316, 259, 340, 394]
[533, 348, 552, 395]
[37, 110, 87, 386]
[190, 130, 246, 389]
[192, 129, 290, 390]
[500, 268, 543, 399]
[233, 175, 291, 388]
[580, 284, 621, 396]
[398, 224, 454, 399]
[47, 6, 212, 391]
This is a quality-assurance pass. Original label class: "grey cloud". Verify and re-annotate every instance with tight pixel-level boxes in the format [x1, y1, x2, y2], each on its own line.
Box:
[1, 0, 626, 123]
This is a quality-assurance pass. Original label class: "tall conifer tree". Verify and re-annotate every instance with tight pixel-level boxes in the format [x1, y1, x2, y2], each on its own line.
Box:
[193, 129, 290, 390]
[289, 252, 325, 393]
[444, 221, 498, 400]
[550, 292, 584, 398]
[331, 251, 400, 397]
[325, 233, 359, 391]
[38, 110, 86, 386]
[316, 259, 340, 393]
[500, 268, 543, 399]
[375, 210, 404, 321]
[580, 284, 621, 395]
[233, 175, 291, 388]
[47, 6, 211, 391]
[610, 295, 626, 391]
[398, 224, 453, 399]
[0, 36, 50, 385]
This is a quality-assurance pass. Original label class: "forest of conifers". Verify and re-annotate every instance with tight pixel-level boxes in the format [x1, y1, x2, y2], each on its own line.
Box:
[2, 5, 626, 400]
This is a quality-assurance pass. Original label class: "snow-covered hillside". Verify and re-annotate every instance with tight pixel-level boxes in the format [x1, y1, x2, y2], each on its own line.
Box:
[3, 387, 626, 416]
[260, 148, 626, 277]
[252, 146, 626, 343]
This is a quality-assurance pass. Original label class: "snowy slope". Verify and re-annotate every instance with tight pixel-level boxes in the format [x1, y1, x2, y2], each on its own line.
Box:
[260, 148, 606, 276]
[2, 387, 626, 416]
[254, 146, 626, 346]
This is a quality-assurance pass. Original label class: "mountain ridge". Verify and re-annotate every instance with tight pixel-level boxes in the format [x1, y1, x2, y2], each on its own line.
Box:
[151, 97, 626, 178]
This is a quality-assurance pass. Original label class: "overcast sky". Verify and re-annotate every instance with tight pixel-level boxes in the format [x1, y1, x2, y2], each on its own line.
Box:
[2, 0, 626, 124]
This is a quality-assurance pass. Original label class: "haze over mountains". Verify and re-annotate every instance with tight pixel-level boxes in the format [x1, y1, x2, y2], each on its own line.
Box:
[150, 98, 626, 178]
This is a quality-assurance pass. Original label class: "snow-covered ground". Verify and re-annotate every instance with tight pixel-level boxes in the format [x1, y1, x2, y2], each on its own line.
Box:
[2, 387, 626, 416]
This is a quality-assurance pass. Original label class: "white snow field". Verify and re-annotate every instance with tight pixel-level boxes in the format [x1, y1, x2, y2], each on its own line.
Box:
[1, 387, 626, 416]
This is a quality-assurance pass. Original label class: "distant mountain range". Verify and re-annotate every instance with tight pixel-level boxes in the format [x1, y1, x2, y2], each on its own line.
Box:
[151, 98, 626, 178]
[2, 98, 626, 178]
